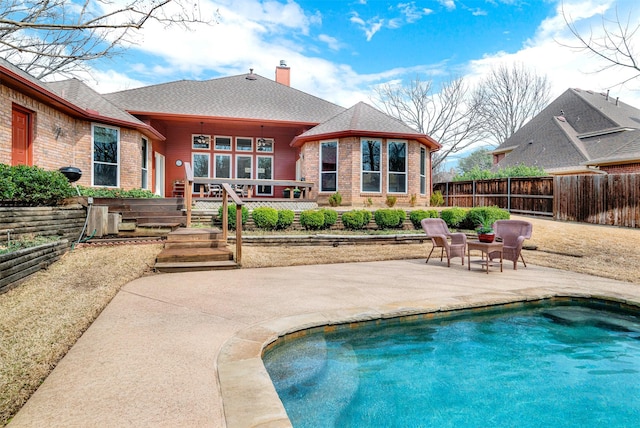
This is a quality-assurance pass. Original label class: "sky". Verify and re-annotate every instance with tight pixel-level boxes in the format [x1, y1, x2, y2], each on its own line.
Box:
[85, 0, 640, 161]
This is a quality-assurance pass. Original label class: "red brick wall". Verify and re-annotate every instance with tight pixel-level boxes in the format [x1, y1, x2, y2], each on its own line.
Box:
[600, 163, 640, 174]
[1, 82, 149, 190]
[300, 137, 433, 207]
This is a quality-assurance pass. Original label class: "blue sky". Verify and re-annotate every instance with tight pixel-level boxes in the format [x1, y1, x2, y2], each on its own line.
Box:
[88, 0, 639, 150]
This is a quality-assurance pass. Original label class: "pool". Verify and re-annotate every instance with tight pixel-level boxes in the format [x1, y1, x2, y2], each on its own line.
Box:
[263, 300, 640, 427]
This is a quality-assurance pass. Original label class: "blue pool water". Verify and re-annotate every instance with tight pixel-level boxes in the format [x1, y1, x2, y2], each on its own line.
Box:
[263, 302, 640, 427]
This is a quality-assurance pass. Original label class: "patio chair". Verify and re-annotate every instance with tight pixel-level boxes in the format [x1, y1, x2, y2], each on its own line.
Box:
[421, 218, 467, 267]
[208, 184, 222, 197]
[490, 220, 533, 270]
[232, 184, 248, 197]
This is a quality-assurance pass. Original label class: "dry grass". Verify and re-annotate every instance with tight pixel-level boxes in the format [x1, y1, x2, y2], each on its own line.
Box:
[1, 216, 639, 425]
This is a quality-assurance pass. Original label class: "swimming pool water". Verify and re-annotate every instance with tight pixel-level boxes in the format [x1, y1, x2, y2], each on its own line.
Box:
[263, 302, 640, 427]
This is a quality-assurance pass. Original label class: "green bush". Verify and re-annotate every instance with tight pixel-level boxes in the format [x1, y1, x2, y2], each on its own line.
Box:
[341, 210, 371, 230]
[440, 207, 467, 228]
[218, 204, 249, 229]
[409, 209, 439, 229]
[276, 209, 295, 230]
[321, 209, 338, 228]
[430, 190, 444, 207]
[299, 209, 326, 230]
[328, 192, 342, 207]
[0, 164, 75, 205]
[385, 195, 397, 207]
[78, 186, 160, 198]
[453, 164, 546, 181]
[251, 207, 278, 230]
[462, 206, 510, 229]
[374, 209, 403, 229]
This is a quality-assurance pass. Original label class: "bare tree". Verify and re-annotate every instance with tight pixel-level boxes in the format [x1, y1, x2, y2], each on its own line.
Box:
[372, 75, 485, 172]
[0, 0, 216, 79]
[473, 63, 551, 146]
[561, 3, 639, 86]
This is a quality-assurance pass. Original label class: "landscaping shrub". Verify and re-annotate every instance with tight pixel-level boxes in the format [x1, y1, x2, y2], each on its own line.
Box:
[251, 207, 278, 230]
[276, 209, 295, 230]
[409, 209, 439, 229]
[299, 209, 325, 230]
[430, 190, 444, 207]
[217, 204, 249, 229]
[78, 186, 160, 198]
[374, 209, 403, 229]
[341, 210, 371, 230]
[462, 206, 510, 229]
[440, 207, 467, 228]
[320, 209, 338, 228]
[0, 164, 75, 205]
[385, 195, 397, 207]
[328, 192, 342, 207]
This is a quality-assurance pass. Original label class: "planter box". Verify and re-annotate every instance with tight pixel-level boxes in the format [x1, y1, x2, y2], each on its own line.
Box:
[0, 240, 69, 293]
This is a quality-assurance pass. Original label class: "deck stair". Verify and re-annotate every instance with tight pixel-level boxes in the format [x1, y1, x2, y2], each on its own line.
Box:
[154, 227, 239, 272]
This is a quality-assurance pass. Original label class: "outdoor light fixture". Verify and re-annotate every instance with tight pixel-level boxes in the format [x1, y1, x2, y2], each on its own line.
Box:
[194, 121, 207, 146]
[257, 125, 267, 148]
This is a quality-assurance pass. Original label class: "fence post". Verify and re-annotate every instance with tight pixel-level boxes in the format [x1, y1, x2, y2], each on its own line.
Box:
[507, 177, 511, 212]
[472, 180, 476, 207]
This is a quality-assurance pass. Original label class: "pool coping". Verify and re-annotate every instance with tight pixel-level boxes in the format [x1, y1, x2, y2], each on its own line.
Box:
[217, 288, 640, 428]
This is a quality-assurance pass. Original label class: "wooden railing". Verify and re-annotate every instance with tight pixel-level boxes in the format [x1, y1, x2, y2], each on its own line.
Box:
[189, 177, 314, 199]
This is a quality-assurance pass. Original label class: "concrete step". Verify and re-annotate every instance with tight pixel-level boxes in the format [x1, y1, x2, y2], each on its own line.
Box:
[154, 260, 239, 273]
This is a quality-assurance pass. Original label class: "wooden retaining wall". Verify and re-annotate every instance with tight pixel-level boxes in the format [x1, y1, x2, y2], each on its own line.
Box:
[0, 206, 86, 245]
[0, 240, 69, 293]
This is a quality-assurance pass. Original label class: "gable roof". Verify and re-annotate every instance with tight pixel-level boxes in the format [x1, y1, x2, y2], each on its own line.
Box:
[103, 72, 346, 125]
[291, 101, 440, 149]
[493, 88, 640, 172]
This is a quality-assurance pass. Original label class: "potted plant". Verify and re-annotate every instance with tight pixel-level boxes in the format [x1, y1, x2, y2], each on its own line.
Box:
[283, 188, 291, 198]
[293, 187, 301, 198]
[476, 222, 495, 243]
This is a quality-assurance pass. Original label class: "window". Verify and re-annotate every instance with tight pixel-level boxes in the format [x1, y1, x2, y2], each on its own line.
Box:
[192, 153, 210, 193]
[236, 155, 252, 179]
[361, 138, 381, 192]
[236, 137, 253, 152]
[141, 137, 149, 189]
[214, 154, 231, 178]
[420, 147, 427, 195]
[215, 136, 232, 151]
[320, 141, 337, 192]
[92, 124, 119, 187]
[256, 156, 273, 195]
[257, 138, 274, 152]
[388, 140, 407, 193]
[192, 134, 210, 150]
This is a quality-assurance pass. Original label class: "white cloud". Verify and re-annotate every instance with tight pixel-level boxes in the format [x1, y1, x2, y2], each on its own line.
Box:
[318, 34, 341, 51]
[438, 0, 456, 11]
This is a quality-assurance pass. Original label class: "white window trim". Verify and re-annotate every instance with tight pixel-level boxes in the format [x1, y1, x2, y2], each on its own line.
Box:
[235, 154, 253, 179]
[214, 135, 232, 151]
[360, 137, 382, 193]
[420, 146, 427, 195]
[141, 137, 149, 190]
[214, 154, 232, 178]
[91, 123, 120, 188]
[257, 138, 274, 153]
[235, 136, 253, 152]
[256, 155, 274, 196]
[192, 152, 211, 193]
[387, 140, 407, 194]
[192, 134, 211, 150]
[319, 140, 338, 193]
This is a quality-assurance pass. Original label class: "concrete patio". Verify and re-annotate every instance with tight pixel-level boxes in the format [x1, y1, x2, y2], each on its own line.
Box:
[8, 258, 640, 427]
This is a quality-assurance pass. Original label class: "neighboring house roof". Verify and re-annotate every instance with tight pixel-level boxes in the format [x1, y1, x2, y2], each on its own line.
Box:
[493, 88, 640, 173]
[103, 71, 346, 125]
[291, 101, 441, 149]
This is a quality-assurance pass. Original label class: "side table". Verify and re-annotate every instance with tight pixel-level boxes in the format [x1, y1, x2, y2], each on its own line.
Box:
[467, 241, 503, 274]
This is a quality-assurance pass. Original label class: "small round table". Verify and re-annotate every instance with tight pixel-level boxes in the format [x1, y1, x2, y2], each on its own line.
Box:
[467, 241, 503, 274]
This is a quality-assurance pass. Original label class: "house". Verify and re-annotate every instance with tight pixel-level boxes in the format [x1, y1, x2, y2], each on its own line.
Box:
[1, 58, 440, 206]
[492, 88, 640, 175]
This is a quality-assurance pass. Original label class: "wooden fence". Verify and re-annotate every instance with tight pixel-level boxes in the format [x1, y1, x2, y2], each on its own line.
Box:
[434, 174, 640, 228]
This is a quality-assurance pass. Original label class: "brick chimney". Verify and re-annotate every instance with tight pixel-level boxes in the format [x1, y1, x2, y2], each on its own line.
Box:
[275, 60, 290, 86]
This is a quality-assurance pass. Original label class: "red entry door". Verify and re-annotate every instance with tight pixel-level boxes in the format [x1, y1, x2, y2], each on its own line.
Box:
[12, 108, 32, 165]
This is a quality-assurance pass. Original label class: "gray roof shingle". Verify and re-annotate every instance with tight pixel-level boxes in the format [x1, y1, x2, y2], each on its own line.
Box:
[103, 72, 346, 124]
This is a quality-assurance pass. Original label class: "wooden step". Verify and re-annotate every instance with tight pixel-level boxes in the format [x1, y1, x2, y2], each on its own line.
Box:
[156, 247, 233, 263]
[166, 228, 223, 241]
[154, 260, 239, 272]
[135, 216, 186, 225]
[163, 240, 227, 249]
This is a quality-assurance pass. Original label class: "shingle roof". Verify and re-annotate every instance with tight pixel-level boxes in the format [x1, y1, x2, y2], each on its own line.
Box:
[292, 101, 440, 148]
[103, 72, 345, 124]
[493, 88, 640, 170]
[46, 79, 146, 125]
